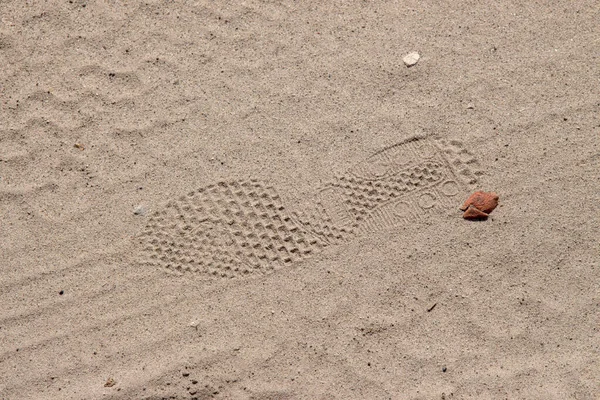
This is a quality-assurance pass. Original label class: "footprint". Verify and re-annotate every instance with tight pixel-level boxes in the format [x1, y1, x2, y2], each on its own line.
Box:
[136, 136, 480, 278]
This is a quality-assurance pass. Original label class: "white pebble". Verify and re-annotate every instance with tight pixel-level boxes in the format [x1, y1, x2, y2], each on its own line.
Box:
[133, 205, 146, 216]
[403, 52, 420, 67]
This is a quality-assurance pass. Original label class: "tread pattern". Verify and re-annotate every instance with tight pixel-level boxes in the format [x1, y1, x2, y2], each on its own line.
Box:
[137, 136, 482, 278]
[138, 180, 325, 278]
[315, 136, 480, 233]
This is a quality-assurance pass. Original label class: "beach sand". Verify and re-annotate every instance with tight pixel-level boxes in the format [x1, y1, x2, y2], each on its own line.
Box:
[1, 1, 599, 399]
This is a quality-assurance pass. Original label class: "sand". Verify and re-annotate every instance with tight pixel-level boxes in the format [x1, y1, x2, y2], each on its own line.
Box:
[1, 1, 599, 399]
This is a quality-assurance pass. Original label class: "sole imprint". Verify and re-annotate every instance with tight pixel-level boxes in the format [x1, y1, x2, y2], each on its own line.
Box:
[137, 136, 481, 278]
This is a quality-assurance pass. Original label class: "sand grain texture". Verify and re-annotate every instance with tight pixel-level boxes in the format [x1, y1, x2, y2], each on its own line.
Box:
[1, 1, 599, 399]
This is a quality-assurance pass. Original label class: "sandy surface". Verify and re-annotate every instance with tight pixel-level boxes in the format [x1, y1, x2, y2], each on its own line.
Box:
[1, 1, 599, 399]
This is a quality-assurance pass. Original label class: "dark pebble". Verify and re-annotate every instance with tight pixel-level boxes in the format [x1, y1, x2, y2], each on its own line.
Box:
[59, 290, 64, 295]
[442, 367, 447, 372]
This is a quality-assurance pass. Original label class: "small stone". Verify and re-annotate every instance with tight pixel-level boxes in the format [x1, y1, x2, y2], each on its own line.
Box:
[442, 367, 447, 372]
[403, 52, 420, 67]
[182, 372, 190, 377]
[133, 205, 146, 216]
[460, 191, 499, 214]
[463, 205, 489, 220]
[104, 378, 116, 387]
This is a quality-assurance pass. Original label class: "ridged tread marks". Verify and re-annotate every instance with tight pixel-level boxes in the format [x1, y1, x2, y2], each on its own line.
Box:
[138, 180, 324, 278]
[326, 160, 445, 219]
[433, 138, 482, 188]
[314, 136, 479, 232]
